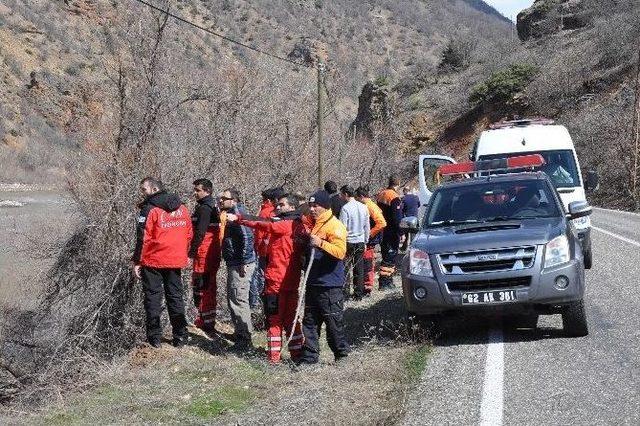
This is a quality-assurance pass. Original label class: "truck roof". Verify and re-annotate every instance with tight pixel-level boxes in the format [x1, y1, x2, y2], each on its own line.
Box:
[439, 171, 549, 190]
[476, 124, 574, 157]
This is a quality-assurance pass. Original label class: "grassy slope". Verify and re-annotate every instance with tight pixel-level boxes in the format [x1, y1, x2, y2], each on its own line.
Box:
[20, 290, 430, 425]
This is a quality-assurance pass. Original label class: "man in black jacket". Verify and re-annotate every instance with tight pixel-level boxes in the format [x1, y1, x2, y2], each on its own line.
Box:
[189, 178, 221, 332]
[324, 180, 346, 217]
[377, 175, 403, 290]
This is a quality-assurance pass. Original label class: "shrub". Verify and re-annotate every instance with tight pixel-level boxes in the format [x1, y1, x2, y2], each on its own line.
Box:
[407, 93, 425, 111]
[374, 75, 390, 87]
[469, 64, 538, 104]
[438, 38, 476, 73]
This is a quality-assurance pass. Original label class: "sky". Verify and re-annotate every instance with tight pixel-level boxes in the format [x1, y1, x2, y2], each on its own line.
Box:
[485, 0, 536, 21]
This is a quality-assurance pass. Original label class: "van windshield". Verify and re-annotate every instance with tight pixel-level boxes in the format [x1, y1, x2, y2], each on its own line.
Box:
[425, 179, 560, 227]
[479, 150, 580, 188]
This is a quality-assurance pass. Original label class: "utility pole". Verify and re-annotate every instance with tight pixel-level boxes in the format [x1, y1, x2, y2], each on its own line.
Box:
[317, 60, 325, 188]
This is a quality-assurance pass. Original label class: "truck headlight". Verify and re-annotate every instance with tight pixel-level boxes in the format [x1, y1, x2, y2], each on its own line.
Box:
[544, 235, 570, 268]
[410, 248, 433, 277]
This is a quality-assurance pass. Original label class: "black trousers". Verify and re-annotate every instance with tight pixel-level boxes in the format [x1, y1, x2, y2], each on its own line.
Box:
[301, 286, 350, 363]
[191, 272, 209, 309]
[345, 242, 365, 298]
[141, 267, 187, 343]
[379, 230, 400, 288]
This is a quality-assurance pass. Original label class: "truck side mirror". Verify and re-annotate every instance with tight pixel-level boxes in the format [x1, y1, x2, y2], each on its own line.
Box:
[584, 170, 599, 192]
[400, 216, 420, 234]
[568, 201, 592, 220]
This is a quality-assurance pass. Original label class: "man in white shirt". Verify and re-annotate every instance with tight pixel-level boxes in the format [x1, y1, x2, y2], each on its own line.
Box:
[339, 185, 370, 300]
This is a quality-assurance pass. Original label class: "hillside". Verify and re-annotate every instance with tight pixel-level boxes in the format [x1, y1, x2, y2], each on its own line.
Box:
[385, 0, 640, 207]
[0, 0, 513, 186]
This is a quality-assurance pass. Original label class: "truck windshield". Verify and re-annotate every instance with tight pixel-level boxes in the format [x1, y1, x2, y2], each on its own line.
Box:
[425, 179, 561, 227]
[478, 150, 580, 188]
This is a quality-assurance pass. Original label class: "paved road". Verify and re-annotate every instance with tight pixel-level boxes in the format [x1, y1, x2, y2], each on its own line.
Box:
[403, 208, 640, 425]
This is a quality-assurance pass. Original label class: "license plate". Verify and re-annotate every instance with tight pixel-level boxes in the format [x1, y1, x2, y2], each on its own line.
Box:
[462, 290, 517, 305]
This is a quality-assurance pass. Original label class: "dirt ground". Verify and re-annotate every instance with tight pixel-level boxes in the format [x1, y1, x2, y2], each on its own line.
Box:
[1, 189, 430, 424]
[3, 287, 429, 425]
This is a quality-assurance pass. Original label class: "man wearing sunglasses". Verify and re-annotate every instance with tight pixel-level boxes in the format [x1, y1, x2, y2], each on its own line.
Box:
[219, 188, 256, 350]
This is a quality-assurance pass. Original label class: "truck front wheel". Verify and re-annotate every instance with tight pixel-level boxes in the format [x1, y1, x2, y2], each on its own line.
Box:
[583, 247, 593, 269]
[562, 300, 589, 337]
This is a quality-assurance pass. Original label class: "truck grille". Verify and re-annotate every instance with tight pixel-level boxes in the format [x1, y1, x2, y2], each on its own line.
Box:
[437, 246, 536, 275]
[447, 276, 532, 292]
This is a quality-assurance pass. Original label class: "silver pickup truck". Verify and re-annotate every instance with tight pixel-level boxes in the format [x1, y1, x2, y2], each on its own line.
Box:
[401, 169, 592, 336]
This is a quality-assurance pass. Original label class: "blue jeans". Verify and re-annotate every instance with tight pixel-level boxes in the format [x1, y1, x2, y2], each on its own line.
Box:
[249, 256, 266, 309]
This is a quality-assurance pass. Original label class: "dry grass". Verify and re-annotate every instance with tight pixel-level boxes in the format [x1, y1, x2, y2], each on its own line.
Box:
[6, 289, 430, 425]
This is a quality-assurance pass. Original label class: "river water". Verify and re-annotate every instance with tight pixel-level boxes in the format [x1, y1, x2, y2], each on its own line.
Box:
[0, 189, 77, 310]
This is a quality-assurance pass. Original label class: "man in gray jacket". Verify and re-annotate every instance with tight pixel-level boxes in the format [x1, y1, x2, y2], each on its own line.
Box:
[339, 185, 370, 300]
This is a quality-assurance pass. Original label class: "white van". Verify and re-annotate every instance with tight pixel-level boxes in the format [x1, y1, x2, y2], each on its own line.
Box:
[418, 119, 597, 268]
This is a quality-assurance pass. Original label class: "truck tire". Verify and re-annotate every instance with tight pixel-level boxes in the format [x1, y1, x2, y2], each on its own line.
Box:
[583, 247, 593, 269]
[562, 300, 589, 337]
[506, 314, 538, 330]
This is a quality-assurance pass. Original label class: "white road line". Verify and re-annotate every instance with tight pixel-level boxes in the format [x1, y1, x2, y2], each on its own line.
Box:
[480, 328, 504, 426]
[592, 226, 640, 248]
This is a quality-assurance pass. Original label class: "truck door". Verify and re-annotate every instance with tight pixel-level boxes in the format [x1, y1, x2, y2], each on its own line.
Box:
[418, 154, 456, 207]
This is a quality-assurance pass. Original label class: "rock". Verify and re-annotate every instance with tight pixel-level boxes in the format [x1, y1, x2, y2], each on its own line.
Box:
[0, 366, 20, 403]
[26, 70, 39, 89]
[287, 37, 329, 67]
[1, 133, 25, 150]
[517, 0, 591, 41]
[351, 82, 393, 138]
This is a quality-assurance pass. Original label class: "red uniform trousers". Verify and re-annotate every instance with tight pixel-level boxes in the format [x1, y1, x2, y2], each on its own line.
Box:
[264, 286, 303, 363]
[363, 245, 376, 294]
[192, 227, 221, 331]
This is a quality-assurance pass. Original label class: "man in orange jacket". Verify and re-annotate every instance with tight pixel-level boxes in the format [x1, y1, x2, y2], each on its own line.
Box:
[133, 177, 193, 348]
[377, 175, 403, 290]
[227, 193, 306, 363]
[356, 186, 387, 295]
[299, 190, 350, 365]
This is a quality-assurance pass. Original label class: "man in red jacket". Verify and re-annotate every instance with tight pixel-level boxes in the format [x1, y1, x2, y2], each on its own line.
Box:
[227, 193, 307, 363]
[249, 188, 282, 310]
[132, 177, 193, 348]
[188, 178, 221, 332]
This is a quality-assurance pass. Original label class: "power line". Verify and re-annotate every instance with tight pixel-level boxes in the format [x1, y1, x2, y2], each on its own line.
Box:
[129, 0, 311, 69]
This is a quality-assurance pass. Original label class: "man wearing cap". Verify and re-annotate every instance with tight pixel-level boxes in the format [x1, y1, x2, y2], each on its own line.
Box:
[299, 190, 350, 365]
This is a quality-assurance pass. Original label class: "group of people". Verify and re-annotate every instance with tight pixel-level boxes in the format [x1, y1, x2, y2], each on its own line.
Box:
[131, 175, 421, 365]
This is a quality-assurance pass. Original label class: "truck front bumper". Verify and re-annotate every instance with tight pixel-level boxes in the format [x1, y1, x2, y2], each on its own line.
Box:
[402, 255, 585, 316]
